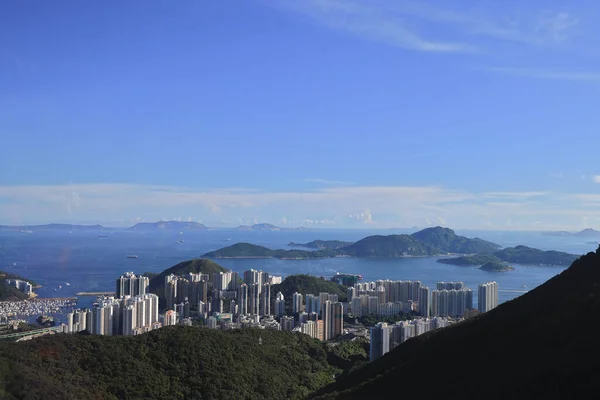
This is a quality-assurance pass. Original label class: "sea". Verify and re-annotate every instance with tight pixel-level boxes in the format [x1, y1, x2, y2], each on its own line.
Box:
[1, 228, 598, 323]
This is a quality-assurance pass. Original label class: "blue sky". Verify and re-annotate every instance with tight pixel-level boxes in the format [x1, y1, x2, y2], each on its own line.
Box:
[1, 0, 600, 229]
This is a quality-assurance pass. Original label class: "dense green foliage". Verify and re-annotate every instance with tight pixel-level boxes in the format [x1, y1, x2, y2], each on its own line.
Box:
[324, 340, 369, 373]
[289, 240, 354, 250]
[341, 235, 438, 257]
[0, 326, 337, 400]
[314, 249, 600, 399]
[479, 261, 515, 272]
[410, 226, 500, 254]
[147, 258, 229, 298]
[493, 245, 578, 265]
[203, 243, 336, 259]
[436, 253, 503, 266]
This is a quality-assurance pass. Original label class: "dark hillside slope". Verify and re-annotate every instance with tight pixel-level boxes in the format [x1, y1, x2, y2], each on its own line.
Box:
[0, 326, 336, 400]
[314, 247, 600, 399]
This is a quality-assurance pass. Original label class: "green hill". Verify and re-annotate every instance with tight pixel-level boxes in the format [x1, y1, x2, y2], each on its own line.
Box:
[438, 246, 579, 267]
[340, 235, 439, 257]
[313, 248, 600, 399]
[479, 261, 515, 272]
[493, 245, 579, 266]
[410, 226, 500, 254]
[147, 258, 229, 298]
[0, 326, 337, 400]
[203, 243, 336, 259]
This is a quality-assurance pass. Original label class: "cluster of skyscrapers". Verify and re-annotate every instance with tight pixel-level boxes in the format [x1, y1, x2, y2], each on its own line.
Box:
[4, 279, 33, 296]
[369, 280, 500, 361]
[348, 280, 499, 319]
[61, 272, 161, 335]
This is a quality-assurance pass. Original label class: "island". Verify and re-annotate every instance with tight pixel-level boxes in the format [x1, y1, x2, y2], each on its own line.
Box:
[288, 240, 354, 250]
[438, 245, 579, 267]
[202, 243, 337, 259]
[203, 227, 502, 259]
[237, 223, 310, 231]
[542, 228, 600, 238]
[479, 262, 515, 272]
[128, 221, 209, 230]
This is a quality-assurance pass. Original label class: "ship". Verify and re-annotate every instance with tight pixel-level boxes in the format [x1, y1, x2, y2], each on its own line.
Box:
[65, 282, 70, 286]
[127, 255, 139, 259]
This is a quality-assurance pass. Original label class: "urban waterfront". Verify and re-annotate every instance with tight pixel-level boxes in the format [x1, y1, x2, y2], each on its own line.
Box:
[1, 228, 596, 319]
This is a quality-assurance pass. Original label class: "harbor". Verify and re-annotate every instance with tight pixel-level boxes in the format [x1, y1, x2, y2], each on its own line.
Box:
[0, 298, 78, 320]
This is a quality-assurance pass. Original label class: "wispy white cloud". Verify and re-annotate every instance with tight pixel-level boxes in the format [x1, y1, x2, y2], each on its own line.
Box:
[303, 178, 354, 186]
[273, 0, 580, 54]
[1, 183, 600, 230]
[482, 67, 600, 82]
[593, 175, 600, 184]
[274, 0, 477, 53]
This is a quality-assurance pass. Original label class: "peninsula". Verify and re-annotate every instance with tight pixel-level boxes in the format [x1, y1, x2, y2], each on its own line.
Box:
[479, 262, 515, 272]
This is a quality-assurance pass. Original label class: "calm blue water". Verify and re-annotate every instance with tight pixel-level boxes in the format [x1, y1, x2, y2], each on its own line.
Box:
[1, 228, 598, 315]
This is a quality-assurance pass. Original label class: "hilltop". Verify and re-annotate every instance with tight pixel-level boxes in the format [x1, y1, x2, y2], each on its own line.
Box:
[147, 258, 229, 300]
[0, 326, 338, 400]
[411, 226, 500, 253]
[129, 221, 208, 230]
[438, 245, 579, 267]
[340, 235, 438, 257]
[313, 248, 600, 399]
[203, 243, 336, 259]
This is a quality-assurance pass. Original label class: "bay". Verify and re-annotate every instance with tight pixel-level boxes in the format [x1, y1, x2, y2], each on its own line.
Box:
[1, 228, 597, 316]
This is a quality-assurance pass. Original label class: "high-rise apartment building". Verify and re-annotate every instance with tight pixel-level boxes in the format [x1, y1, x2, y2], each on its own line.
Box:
[419, 286, 430, 317]
[116, 272, 149, 298]
[370, 322, 390, 361]
[436, 281, 464, 291]
[431, 288, 473, 317]
[237, 284, 248, 315]
[292, 292, 303, 313]
[478, 281, 499, 313]
[275, 292, 285, 316]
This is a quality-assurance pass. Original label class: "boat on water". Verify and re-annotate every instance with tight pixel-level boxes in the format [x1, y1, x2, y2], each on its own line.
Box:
[127, 255, 139, 259]
[65, 282, 70, 286]
[58, 285, 62, 289]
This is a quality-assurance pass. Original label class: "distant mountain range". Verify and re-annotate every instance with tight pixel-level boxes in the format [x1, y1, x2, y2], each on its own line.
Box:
[129, 221, 208, 230]
[542, 228, 600, 237]
[203, 227, 502, 259]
